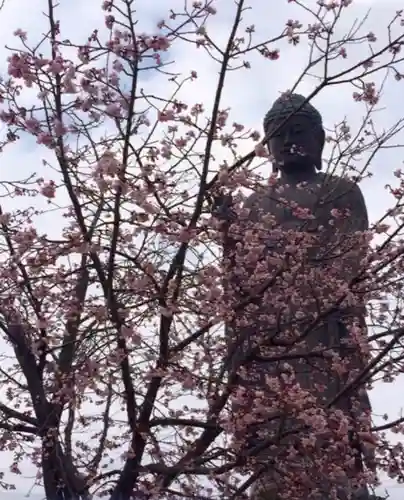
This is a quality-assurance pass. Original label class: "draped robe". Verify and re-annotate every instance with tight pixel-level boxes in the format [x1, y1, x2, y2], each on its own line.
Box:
[221, 173, 374, 499]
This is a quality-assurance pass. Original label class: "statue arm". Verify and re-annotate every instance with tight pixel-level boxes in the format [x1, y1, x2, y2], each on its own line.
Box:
[338, 181, 369, 233]
[337, 184, 374, 439]
[210, 192, 238, 282]
[217, 192, 259, 297]
[335, 181, 369, 316]
[329, 181, 370, 284]
[216, 193, 258, 371]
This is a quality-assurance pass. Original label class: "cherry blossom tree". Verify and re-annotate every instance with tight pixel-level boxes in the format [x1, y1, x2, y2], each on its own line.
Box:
[0, 0, 404, 499]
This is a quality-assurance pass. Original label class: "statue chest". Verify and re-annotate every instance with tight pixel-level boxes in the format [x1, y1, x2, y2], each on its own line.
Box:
[241, 174, 367, 270]
[256, 182, 334, 232]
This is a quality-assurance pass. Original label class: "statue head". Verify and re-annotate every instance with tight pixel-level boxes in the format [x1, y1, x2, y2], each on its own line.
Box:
[263, 93, 325, 176]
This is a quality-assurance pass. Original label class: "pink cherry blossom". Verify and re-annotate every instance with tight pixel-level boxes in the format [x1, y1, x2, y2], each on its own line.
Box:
[13, 28, 27, 40]
[0, 1, 402, 499]
[158, 109, 175, 121]
[40, 181, 56, 198]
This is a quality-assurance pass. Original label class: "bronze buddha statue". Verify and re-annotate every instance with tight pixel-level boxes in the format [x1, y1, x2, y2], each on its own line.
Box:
[220, 94, 374, 499]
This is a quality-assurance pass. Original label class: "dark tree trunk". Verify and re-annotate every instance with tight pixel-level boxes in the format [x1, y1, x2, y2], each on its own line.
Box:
[41, 437, 91, 500]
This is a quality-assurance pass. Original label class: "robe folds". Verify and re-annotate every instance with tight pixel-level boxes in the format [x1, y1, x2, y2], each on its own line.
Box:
[219, 173, 374, 499]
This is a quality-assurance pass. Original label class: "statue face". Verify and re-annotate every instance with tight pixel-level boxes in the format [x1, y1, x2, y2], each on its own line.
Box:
[267, 114, 324, 174]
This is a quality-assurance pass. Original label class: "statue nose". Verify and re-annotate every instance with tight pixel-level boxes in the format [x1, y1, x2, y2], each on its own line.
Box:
[284, 130, 294, 145]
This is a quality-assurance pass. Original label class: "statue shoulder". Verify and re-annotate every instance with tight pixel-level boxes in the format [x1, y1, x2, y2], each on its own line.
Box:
[326, 174, 366, 199]
[244, 191, 261, 209]
[243, 191, 262, 222]
[323, 174, 369, 229]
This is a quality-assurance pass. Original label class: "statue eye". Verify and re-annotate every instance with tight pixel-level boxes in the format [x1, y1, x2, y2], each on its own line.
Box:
[269, 124, 286, 138]
[291, 126, 303, 134]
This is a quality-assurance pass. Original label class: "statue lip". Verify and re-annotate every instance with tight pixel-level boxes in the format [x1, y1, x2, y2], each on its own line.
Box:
[281, 147, 306, 156]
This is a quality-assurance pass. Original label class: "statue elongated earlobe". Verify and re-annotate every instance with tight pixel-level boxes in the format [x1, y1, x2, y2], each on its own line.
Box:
[316, 128, 325, 170]
[267, 143, 279, 174]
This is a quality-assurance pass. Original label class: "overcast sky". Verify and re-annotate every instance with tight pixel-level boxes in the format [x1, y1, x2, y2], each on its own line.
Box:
[0, 0, 403, 498]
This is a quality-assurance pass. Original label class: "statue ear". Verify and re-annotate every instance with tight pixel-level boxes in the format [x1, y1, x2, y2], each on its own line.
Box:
[316, 127, 325, 170]
[267, 143, 280, 174]
[319, 127, 325, 149]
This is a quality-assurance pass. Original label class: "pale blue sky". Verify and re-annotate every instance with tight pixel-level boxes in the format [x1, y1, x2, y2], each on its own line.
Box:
[0, 0, 403, 498]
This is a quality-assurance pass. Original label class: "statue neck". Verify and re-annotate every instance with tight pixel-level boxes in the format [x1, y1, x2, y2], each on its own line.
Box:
[279, 165, 318, 184]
